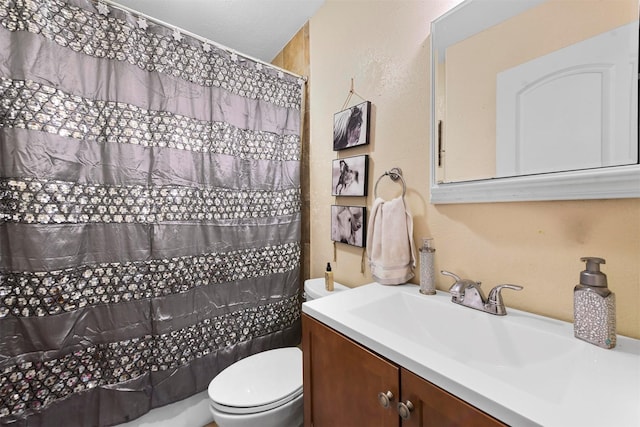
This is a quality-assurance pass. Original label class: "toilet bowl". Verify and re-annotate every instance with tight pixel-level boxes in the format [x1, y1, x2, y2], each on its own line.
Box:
[208, 347, 303, 427]
[207, 278, 348, 427]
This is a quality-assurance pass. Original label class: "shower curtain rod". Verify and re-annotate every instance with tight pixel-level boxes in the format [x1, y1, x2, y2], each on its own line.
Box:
[96, 0, 308, 82]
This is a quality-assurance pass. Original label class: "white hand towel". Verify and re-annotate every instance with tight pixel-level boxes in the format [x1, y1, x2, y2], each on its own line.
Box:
[367, 196, 416, 285]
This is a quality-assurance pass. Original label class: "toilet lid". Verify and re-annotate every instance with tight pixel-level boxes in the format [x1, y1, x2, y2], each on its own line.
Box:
[208, 347, 302, 415]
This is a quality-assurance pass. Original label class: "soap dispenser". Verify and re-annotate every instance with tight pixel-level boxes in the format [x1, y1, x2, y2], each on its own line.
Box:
[574, 257, 616, 349]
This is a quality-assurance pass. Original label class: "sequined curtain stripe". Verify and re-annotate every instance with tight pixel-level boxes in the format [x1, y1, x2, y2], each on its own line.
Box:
[0, 0, 303, 424]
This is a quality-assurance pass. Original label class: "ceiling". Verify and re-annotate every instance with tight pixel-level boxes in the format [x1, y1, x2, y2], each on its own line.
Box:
[111, 0, 325, 62]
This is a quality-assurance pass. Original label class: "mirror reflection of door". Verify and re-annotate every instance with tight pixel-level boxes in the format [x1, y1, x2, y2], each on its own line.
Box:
[436, 0, 639, 183]
[496, 22, 638, 177]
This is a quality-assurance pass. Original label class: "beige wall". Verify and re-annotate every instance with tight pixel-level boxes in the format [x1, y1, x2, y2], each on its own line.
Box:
[308, 0, 640, 338]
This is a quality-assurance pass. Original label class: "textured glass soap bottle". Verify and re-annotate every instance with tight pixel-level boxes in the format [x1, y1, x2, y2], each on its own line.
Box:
[419, 238, 436, 295]
[574, 257, 616, 349]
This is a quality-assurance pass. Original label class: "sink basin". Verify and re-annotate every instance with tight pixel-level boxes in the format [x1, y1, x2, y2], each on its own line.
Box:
[350, 291, 576, 368]
[349, 290, 582, 404]
[302, 282, 640, 427]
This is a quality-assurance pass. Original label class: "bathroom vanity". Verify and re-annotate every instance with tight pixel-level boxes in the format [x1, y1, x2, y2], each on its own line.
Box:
[301, 283, 640, 427]
[302, 314, 504, 426]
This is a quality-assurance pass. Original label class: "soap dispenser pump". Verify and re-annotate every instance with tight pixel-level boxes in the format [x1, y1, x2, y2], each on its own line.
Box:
[574, 257, 616, 349]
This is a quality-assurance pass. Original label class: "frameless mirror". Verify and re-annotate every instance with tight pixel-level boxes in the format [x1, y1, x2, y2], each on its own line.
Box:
[430, 0, 640, 203]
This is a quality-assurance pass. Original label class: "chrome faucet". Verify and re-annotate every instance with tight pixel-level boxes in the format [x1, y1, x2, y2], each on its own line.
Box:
[441, 271, 523, 316]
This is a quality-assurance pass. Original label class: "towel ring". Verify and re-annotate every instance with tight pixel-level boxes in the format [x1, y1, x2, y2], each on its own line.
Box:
[374, 167, 406, 198]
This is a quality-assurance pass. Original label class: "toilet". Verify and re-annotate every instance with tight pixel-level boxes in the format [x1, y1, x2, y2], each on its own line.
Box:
[207, 278, 349, 427]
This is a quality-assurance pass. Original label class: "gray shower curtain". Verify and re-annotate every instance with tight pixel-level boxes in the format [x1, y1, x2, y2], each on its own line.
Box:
[0, 0, 303, 425]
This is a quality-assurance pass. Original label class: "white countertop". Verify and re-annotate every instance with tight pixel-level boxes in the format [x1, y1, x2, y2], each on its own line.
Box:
[302, 282, 640, 427]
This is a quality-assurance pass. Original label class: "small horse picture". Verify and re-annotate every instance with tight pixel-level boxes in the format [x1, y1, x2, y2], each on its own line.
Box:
[331, 155, 368, 197]
[331, 205, 366, 247]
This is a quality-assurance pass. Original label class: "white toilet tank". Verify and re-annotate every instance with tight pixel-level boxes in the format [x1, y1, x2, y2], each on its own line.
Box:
[303, 277, 349, 301]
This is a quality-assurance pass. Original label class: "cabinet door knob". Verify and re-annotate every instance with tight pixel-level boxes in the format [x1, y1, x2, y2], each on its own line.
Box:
[377, 391, 394, 408]
[397, 400, 414, 420]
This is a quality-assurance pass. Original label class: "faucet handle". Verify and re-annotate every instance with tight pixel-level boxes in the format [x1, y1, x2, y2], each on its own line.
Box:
[441, 270, 463, 298]
[487, 284, 523, 315]
[441, 270, 481, 288]
[440, 270, 461, 282]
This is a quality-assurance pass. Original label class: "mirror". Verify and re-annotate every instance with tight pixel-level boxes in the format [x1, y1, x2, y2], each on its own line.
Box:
[430, 0, 640, 203]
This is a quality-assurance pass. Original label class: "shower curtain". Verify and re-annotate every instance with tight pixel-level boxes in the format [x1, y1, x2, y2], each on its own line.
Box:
[0, 0, 303, 425]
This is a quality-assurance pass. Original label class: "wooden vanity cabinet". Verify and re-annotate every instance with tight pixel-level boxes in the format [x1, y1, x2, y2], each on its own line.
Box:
[400, 368, 505, 427]
[302, 314, 506, 427]
[302, 313, 400, 427]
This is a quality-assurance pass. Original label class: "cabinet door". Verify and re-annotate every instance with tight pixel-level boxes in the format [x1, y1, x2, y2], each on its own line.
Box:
[400, 368, 506, 427]
[302, 314, 400, 427]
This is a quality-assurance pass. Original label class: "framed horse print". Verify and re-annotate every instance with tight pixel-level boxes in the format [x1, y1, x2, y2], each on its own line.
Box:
[333, 101, 371, 151]
[330, 205, 366, 247]
[331, 155, 368, 197]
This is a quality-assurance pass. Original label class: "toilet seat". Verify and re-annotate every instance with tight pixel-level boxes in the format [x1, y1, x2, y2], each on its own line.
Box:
[208, 347, 303, 415]
[211, 387, 302, 415]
